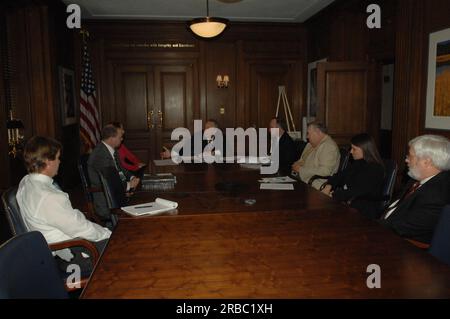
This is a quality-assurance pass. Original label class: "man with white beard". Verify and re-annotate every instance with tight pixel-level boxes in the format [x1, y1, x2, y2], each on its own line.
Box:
[380, 135, 450, 244]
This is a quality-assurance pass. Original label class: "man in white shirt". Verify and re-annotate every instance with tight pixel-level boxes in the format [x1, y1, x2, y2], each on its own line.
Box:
[88, 124, 140, 226]
[17, 136, 111, 270]
[380, 135, 450, 244]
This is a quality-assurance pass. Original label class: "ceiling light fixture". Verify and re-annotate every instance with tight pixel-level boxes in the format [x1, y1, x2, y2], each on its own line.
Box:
[189, 0, 228, 39]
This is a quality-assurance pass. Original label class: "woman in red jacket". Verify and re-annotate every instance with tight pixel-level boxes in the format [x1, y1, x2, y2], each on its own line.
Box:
[111, 122, 146, 174]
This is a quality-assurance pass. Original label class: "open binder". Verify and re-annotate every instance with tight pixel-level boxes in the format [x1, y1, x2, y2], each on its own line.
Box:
[121, 198, 178, 217]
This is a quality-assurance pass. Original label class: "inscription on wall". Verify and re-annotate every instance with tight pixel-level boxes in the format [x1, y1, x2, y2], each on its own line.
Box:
[110, 42, 196, 49]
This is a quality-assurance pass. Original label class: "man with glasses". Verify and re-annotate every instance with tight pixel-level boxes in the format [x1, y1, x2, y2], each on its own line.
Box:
[381, 134, 450, 244]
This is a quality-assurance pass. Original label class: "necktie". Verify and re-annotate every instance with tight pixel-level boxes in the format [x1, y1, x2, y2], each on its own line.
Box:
[113, 151, 127, 182]
[382, 181, 421, 219]
[404, 181, 421, 199]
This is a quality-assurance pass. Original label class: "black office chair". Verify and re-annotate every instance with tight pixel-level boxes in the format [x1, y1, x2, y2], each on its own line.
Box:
[1, 187, 27, 236]
[308, 147, 351, 186]
[98, 166, 128, 210]
[429, 205, 450, 266]
[1, 187, 99, 291]
[77, 154, 103, 224]
[0, 231, 68, 299]
[294, 139, 307, 161]
[375, 159, 398, 214]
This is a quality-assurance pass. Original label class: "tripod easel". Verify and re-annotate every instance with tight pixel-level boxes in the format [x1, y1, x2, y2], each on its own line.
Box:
[275, 86, 301, 139]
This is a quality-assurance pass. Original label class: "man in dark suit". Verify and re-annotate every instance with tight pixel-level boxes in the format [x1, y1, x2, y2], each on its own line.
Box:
[160, 119, 222, 159]
[380, 134, 450, 244]
[269, 117, 298, 175]
[88, 124, 140, 226]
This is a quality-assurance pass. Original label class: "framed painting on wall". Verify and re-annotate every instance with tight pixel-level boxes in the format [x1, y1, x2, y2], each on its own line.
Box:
[307, 58, 327, 122]
[425, 28, 450, 130]
[59, 67, 77, 126]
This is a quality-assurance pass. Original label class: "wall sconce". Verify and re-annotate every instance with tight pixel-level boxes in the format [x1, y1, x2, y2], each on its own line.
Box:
[7, 110, 24, 158]
[216, 75, 229, 88]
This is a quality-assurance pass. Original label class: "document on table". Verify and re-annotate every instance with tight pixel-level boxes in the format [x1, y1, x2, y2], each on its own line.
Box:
[121, 198, 178, 216]
[260, 183, 294, 190]
[259, 176, 297, 183]
[153, 159, 178, 166]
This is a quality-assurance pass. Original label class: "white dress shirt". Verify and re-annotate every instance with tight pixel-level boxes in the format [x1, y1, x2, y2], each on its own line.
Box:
[17, 173, 111, 260]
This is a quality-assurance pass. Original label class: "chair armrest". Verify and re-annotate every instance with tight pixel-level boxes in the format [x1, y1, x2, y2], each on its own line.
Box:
[308, 175, 331, 186]
[319, 181, 329, 191]
[49, 238, 100, 264]
[405, 238, 430, 250]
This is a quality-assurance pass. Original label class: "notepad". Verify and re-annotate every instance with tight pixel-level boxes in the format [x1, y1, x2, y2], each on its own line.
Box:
[121, 198, 178, 216]
[260, 183, 294, 190]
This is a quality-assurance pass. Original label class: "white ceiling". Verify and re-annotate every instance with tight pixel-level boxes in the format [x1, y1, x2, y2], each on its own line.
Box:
[62, 0, 335, 23]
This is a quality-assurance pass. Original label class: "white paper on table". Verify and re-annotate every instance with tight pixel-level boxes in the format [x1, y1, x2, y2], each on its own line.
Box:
[237, 156, 271, 164]
[259, 176, 297, 183]
[121, 198, 178, 216]
[153, 159, 178, 166]
[260, 183, 294, 190]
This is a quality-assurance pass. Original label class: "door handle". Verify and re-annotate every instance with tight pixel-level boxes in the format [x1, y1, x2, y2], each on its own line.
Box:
[147, 110, 154, 129]
[158, 110, 163, 128]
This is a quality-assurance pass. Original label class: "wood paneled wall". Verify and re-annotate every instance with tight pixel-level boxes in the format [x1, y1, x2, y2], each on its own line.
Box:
[306, 0, 450, 179]
[0, 0, 80, 189]
[84, 21, 307, 132]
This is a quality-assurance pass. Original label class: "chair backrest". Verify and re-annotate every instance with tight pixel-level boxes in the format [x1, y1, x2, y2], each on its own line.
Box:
[98, 166, 127, 209]
[295, 140, 307, 161]
[338, 147, 351, 172]
[0, 231, 68, 299]
[78, 154, 94, 202]
[1, 187, 27, 236]
[429, 205, 450, 266]
[378, 159, 398, 212]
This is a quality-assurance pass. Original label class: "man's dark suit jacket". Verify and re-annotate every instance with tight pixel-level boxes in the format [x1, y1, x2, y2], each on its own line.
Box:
[380, 170, 450, 244]
[87, 142, 133, 221]
[272, 132, 298, 175]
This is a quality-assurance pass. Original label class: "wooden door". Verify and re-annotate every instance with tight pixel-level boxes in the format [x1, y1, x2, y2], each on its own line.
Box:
[113, 64, 155, 166]
[113, 63, 195, 163]
[317, 62, 377, 145]
[153, 64, 194, 154]
[249, 63, 295, 129]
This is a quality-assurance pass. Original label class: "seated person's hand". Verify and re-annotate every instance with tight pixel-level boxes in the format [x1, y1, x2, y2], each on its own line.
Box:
[130, 177, 140, 189]
[137, 162, 146, 168]
[321, 184, 333, 197]
[160, 147, 171, 159]
[291, 162, 301, 173]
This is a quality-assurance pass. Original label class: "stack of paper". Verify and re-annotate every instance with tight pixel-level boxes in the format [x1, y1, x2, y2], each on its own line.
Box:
[121, 198, 178, 216]
[260, 183, 294, 190]
[259, 176, 296, 183]
[153, 159, 178, 166]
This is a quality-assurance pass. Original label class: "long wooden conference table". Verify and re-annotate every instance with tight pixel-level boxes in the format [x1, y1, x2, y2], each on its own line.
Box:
[81, 163, 450, 298]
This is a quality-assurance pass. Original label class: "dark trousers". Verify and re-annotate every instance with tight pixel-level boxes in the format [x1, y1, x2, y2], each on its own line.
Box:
[55, 238, 109, 277]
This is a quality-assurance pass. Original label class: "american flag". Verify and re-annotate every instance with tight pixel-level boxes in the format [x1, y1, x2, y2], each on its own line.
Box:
[80, 39, 101, 151]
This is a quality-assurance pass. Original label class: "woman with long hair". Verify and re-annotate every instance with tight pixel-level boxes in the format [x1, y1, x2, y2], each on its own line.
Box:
[321, 133, 385, 219]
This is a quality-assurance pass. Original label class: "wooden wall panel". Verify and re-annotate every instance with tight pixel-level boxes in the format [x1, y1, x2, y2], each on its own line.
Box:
[84, 21, 307, 157]
[205, 42, 236, 129]
[317, 62, 374, 145]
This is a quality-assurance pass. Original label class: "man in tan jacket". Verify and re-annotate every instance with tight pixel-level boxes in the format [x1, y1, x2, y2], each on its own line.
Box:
[292, 122, 340, 190]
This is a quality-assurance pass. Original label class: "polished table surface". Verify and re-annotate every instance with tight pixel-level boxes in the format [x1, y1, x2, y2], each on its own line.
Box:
[82, 163, 450, 298]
